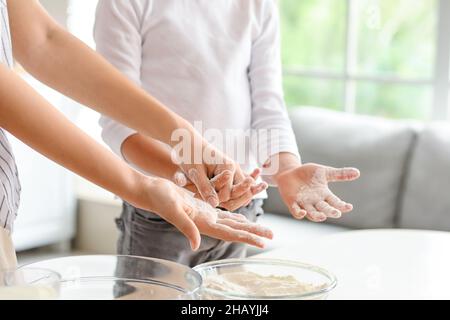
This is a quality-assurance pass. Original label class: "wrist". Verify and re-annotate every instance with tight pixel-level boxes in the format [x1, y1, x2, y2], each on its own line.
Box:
[120, 169, 155, 208]
[264, 153, 302, 186]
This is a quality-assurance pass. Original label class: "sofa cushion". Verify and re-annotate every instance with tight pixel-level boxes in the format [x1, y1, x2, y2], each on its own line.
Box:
[399, 123, 450, 231]
[263, 107, 417, 229]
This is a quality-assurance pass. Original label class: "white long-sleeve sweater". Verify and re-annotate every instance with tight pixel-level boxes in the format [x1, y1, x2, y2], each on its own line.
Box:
[94, 0, 300, 193]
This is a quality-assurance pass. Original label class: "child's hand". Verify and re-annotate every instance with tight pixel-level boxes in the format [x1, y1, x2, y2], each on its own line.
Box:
[175, 145, 242, 208]
[212, 168, 268, 211]
[175, 145, 269, 209]
[174, 168, 268, 212]
[131, 176, 272, 251]
[275, 163, 360, 222]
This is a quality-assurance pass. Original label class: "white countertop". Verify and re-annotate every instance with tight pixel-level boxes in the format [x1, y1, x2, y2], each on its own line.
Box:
[255, 229, 450, 300]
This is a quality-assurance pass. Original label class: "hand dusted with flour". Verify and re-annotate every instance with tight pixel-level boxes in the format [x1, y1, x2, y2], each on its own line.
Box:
[182, 192, 273, 249]
[175, 168, 268, 212]
[276, 163, 360, 222]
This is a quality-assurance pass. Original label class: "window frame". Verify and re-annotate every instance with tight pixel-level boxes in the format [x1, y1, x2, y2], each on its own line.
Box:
[282, 0, 450, 120]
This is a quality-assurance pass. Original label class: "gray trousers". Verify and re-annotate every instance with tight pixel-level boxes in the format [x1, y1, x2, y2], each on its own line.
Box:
[116, 200, 264, 268]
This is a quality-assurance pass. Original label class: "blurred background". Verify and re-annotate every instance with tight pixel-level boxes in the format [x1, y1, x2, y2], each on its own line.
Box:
[11, 0, 450, 262]
[281, 0, 449, 120]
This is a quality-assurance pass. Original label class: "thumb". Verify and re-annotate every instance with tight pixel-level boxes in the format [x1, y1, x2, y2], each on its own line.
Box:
[187, 167, 219, 207]
[166, 205, 201, 251]
[173, 170, 189, 187]
[325, 167, 361, 182]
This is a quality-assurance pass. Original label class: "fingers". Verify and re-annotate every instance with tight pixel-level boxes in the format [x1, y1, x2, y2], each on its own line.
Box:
[326, 194, 353, 213]
[184, 184, 199, 195]
[303, 204, 327, 222]
[187, 167, 219, 207]
[249, 168, 261, 180]
[213, 167, 266, 211]
[230, 178, 253, 198]
[326, 167, 361, 182]
[206, 223, 266, 248]
[220, 179, 255, 212]
[183, 204, 197, 220]
[214, 167, 235, 203]
[233, 166, 246, 185]
[173, 170, 188, 187]
[211, 170, 232, 189]
[220, 191, 256, 212]
[233, 168, 265, 197]
[217, 210, 248, 222]
[220, 196, 251, 212]
[166, 206, 201, 251]
[212, 159, 257, 203]
[250, 182, 268, 195]
[220, 177, 267, 211]
[315, 201, 341, 218]
[217, 218, 274, 240]
[211, 170, 233, 203]
[290, 202, 307, 220]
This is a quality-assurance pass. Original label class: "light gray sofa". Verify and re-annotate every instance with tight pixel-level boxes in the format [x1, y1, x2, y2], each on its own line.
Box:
[251, 107, 450, 255]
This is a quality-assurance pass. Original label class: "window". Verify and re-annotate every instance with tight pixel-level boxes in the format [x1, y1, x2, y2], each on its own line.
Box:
[280, 0, 450, 120]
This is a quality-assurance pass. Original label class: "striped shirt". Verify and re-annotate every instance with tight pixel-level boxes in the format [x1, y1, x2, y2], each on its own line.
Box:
[0, 0, 21, 232]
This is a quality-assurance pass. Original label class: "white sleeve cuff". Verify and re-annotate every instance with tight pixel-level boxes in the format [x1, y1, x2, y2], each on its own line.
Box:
[252, 129, 301, 166]
[253, 132, 301, 187]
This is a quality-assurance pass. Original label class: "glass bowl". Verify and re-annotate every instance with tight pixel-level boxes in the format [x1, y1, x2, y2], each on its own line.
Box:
[0, 268, 61, 300]
[23, 255, 202, 300]
[194, 258, 337, 300]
